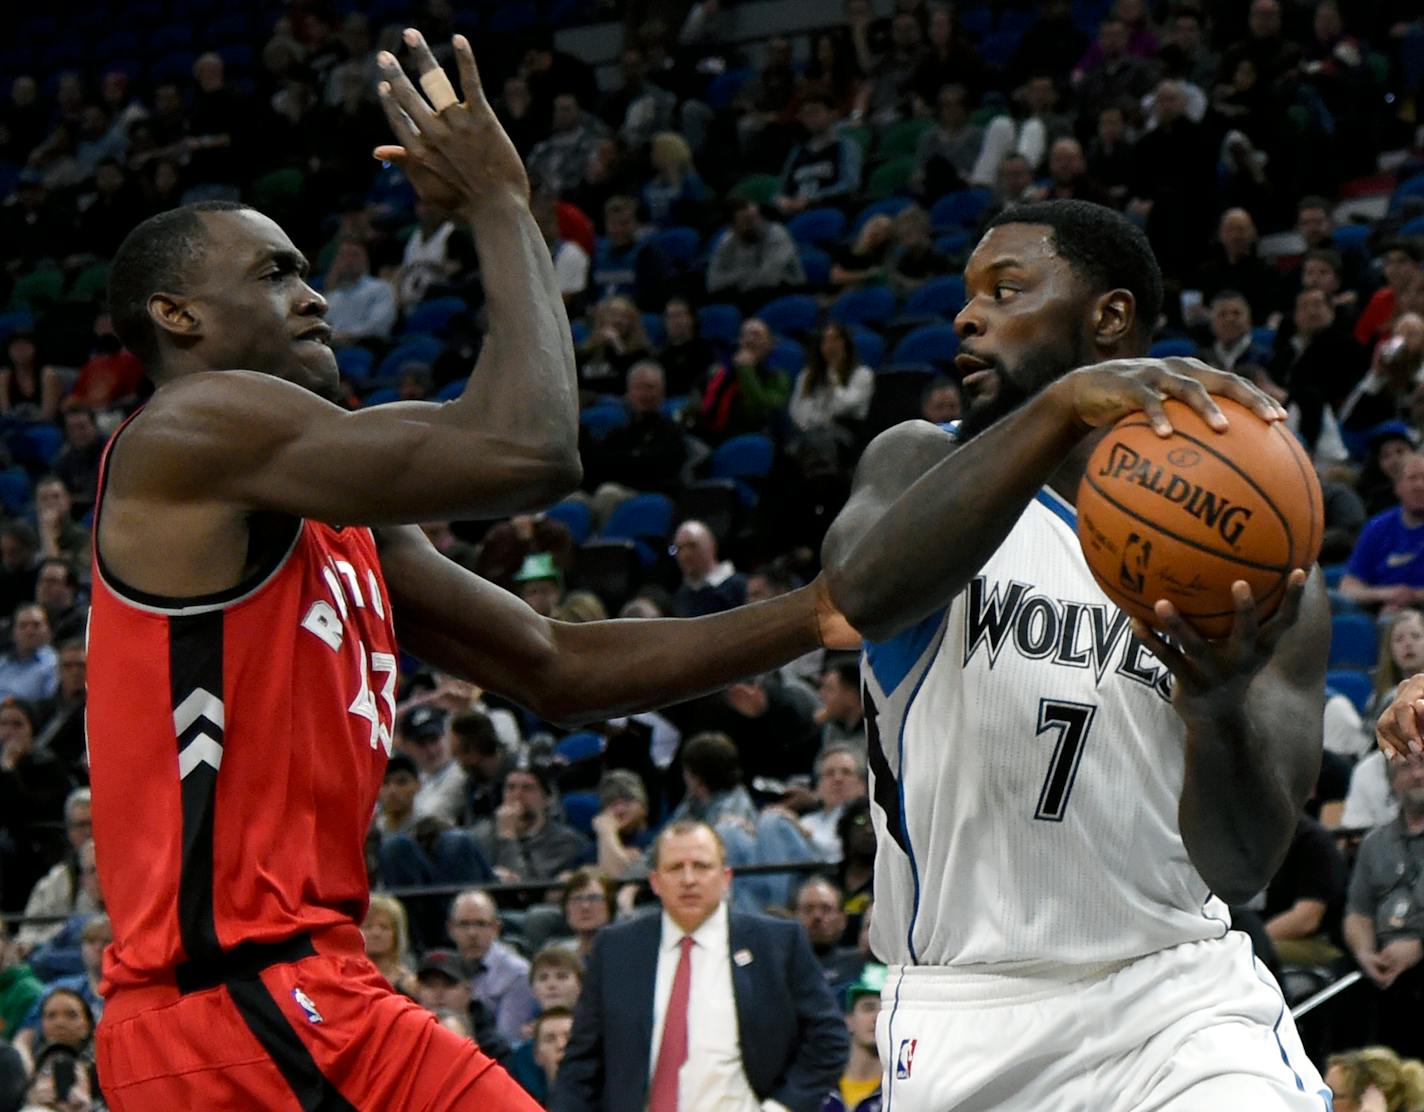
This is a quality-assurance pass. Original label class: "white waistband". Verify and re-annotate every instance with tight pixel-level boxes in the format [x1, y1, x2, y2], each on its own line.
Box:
[882, 957, 1136, 1005]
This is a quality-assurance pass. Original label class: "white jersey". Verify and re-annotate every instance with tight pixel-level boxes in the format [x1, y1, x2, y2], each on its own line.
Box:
[863, 487, 1231, 971]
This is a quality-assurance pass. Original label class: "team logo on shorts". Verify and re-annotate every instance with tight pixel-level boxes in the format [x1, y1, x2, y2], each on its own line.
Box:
[896, 1038, 917, 1079]
[293, 986, 323, 1024]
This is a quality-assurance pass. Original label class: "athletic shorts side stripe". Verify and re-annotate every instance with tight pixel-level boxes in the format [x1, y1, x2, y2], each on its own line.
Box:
[1252, 957, 1333, 1109]
[226, 976, 358, 1112]
[170, 610, 225, 965]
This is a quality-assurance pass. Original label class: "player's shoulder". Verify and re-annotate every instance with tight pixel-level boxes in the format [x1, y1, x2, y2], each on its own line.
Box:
[852, 419, 958, 487]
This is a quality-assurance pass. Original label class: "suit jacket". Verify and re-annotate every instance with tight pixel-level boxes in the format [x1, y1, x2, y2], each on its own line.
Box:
[550, 908, 847, 1112]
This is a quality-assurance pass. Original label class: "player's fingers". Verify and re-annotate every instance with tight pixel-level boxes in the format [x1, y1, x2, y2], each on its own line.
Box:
[1378, 700, 1424, 759]
[375, 82, 425, 154]
[1179, 361, 1287, 423]
[1153, 369, 1227, 432]
[1225, 579, 1260, 648]
[1131, 616, 1206, 688]
[377, 50, 437, 130]
[1256, 569, 1307, 649]
[1133, 386, 1173, 437]
[452, 34, 485, 104]
[403, 28, 461, 113]
[372, 144, 407, 162]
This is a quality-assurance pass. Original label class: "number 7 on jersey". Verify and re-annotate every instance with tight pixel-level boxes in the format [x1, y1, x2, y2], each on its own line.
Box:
[1034, 699, 1096, 822]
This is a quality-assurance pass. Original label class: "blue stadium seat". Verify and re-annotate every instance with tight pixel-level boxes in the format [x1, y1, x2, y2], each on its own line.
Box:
[432, 380, 463, 401]
[1253, 326, 1276, 350]
[1401, 214, 1424, 238]
[698, 303, 742, 346]
[0, 312, 35, 344]
[488, 2, 538, 33]
[850, 197, 912, 237]
[1325, 669, 1373, 714]
[710, 434, 774, 481]
[767, 338, 806, 374]
[571, 320, 589, 347]
[903, 275, 966, 317]
[402, 295, 467, 336]
[561, 790, 602, 836]
[1150, 338, 1196, 358]
[1328, 613, 1377, 670]
[892, 324, 960, 366]
[1391, 172, 1424, 212]
[851, 327, 885, 370]
[580, 403, 630, 439]
[545, 500, 594, 545]
[935, 230, 971, 257]
[829, 286, 897, 327]
[554, 731, 605, 764]
[0, 468, 30, 515]
[363, 387, 400, 406]
[1322, 563, 1348, 588]
[799, 246, 832, 287]
[376, 334, 443, 380]
[603, 492, 675, 543]
[930, 188, 992, 230]
[651, 225, 700, 263]
[703, 68, 755, 110]
[335, 346, 375, 384]
[10, 424, 61, 469]
[787, 207, 847, 247]
[1332, 223, 1371, 250]
[642, 311, 665, 348]
[756, 294, 818, 338]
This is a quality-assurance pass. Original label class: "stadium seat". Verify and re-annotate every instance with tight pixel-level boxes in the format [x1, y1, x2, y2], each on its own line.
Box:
[0, 312, 34, 344]
[866, 157, 915, 200]
[641, 312, 665, 348]
[935, 230, 972, 258]
[569, 539, 643, 613]
[555, 731, 605, 764]
[850, 327, 885, 370]
[828, 286, 897, 327]
[432, 380, 463, 401]
[903, 275, 967, 317]
[579, 403, 629, 439]
[402, 296, 467, 336]
[0, 468, 31, 515]
[602, 492, 675, 543]
[698, 303, 742, 346]
[376, 334, 443, 380]
[1252, 326, 1276, 350]
[10, 424, 61, 470]
[571, 320, 589, 347]
[730, 173, 781, 204]
[767, 338, 806, 374]
[787, 207, 847, 247]
[1332, 223, 1371, 250]
[704, 68, 756, 110]
[362, 387, 400, 406]
[756, 294, 818, 337]
[878, 117, 933, 160]
[251, 167, 303, 214]
[1390, 171, 1424, 212]
[850, 197, 913, 237]
[1321, 563, 1348, 588]
[8, 268, 63, 310]
[1327, 613, 1376, 670]
[1325, 669, 1373, 714]
[892, 324, 959, 366]
[799, 246, 832, 287]
[677, 479, 739, 545]
[335, 346, 376, 384]
[488, 2, 538, 34]
[930, 188, 993, 231]
[561, 790, 602, 837]
[545, 500, 594, 545]
[651, 225, 700, 263]
[1150, 338, 1196, 358]
[710, 434, 774, 481]
[1401, 214, 1424, 238]
[66, 262, 109, 304]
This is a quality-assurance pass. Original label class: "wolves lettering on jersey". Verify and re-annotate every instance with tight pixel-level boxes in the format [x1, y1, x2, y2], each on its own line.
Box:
[863, 490, 1229, 972]
[962, 576, 1174, 702]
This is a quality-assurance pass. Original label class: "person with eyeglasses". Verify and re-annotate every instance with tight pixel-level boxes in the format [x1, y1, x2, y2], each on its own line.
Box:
[448, 889, 538, 1047]
[16, 789, 96, 956]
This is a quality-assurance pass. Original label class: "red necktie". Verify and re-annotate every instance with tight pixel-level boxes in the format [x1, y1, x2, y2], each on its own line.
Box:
[649, 936, 695, 1112]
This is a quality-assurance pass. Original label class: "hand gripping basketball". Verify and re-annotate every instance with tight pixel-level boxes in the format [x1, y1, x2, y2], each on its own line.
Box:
[372, 28, 530, 215]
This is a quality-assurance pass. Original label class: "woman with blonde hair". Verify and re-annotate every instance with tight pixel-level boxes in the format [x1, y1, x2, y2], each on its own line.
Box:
[643, 131, 710, 229]
[577, 296, 652, 401]
[1326, 1046, 1424, 1112]
[362, 895, 418, 997]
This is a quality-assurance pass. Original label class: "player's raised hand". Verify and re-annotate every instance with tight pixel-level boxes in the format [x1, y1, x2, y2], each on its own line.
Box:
[1054, 358, 1287, 439]
[1376, 672, 1424, 762]
[373, 29, 529, 215]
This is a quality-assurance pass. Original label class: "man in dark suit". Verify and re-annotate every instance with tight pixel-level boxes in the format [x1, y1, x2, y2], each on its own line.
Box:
[550, 819, 846, 1112]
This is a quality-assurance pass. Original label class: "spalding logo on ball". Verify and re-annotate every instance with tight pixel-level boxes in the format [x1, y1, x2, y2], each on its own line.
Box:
[1076, 396, 1324, 639]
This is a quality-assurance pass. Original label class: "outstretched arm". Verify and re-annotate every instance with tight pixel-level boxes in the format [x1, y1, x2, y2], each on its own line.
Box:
[122, 32, 580, 526]
[379, 526, 855, 727]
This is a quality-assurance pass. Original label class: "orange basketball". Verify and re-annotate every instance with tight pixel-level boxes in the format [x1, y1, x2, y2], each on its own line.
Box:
[1076, 396, 1324, 639]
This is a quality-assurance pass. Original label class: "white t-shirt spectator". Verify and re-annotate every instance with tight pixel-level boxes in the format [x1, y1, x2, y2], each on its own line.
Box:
[553, 240, 590, 300]
[788, 365, 876, 431]
[326, 274, 398, 344]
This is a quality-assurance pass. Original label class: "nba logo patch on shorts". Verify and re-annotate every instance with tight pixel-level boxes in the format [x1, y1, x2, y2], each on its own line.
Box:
[293, 986, 323, 1024]
[896, 1038, 917, 1079]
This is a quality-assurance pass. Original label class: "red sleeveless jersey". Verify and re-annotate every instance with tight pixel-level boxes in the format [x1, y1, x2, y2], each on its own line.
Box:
[87, 421, 398, 994]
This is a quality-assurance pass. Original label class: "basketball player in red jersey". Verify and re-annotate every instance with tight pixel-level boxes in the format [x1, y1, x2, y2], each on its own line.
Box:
[87, 31, 854, 1111]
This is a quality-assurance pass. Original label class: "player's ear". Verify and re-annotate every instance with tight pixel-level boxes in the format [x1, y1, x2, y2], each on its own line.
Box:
[1091, 288, 1135, 349]
[148, 292, 202, 342]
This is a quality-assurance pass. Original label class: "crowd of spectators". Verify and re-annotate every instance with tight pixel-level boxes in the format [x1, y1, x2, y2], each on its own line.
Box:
[6, 0, 1424, 1107]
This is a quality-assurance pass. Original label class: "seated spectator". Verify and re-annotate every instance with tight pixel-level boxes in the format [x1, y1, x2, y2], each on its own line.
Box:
[0, 919, 42, 1042]
[1341, 750, 1396, 834]
[577, 295, 653, 400]
[794, 877, 866, 995]
[1340, 454, 1424, 612]
[1357, 425, 1416, 518]
[13, 986, 94, 1078]
[587, 769, 653, 880]
[0, 604, 58, 704]
[1344, 757, 1424, 1058]
[375, 751, 421, 836]
[886, 205, 951, 297]
[672, 519, 746, 617]
[552, 869, 616, 960]
[1263, 288, 1366, 454]
[527, 947, 583, 1030]
[824, 965, 886, 1112]
[451, 710, 513, 826]
[1296, 248, 1360, 337]
[642, 131, 711, 231]
[706, 200, 806, 313]
[859, 12, 926, 125]
[514, 552, 567, 619]
[65, 321, 145, 414]
[589, 196, 670, 310]
[698, 317, 790, 444]
[1073, 17, 1158, 127]
[361, 894, 417, 997]
[702, 670, 823, 785]
[773, 94, 863, 217]
[1193, 209, 1280, 325]
[921, 376, 963, 425]
[599, 45, 675, 150]
[829, 215, 894, 290]
[412, 946, 512, 1065]
[798, 745, 869, 863]
[1295, 196, 1369, 295]
[446, 890, 538, 1047]
[35, 478, 90, 578]
[0, 522, 39, 620]
[911, 5, 985, 109]
[1025, 137, 1108, 206]
[54, 407, 105, 518]
[16, 789, 95, 954]
[484, 763, 590, 884]
[0, 698, 70, 912]
[912, 83, 982, 200]
[836, 798, 876, 939]
[1325, 1046, 1424, 1112]
[1195, 290, 1270, 374]
[1086, 101, 1134, 208]
[534, 189, 590, 312]
[14, 913, 107, 1041]
[790, 323, 875, 435]
[0, 329, 61, 424]
[395, 199, 474, 309]
[817, 660, 867, 752]
[23, 839, 101, 983]
[526, 93, 609, 197]
[1356, 241, 1423, 349]
[323, 238, 397, 347]
[511, 1005, 574, 1106]
[804, 30, 865, 118]
[399, 706, 466, 825]
[656, 297, 715, 398]
[584, 362, 686, 496]
[1259, 815, 1347, 966]
[565, 137, 644, 234]
[1338, 316, 1424, 441]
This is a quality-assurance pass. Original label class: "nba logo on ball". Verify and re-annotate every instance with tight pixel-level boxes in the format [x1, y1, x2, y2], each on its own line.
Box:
[896, 1038, 917, 1079]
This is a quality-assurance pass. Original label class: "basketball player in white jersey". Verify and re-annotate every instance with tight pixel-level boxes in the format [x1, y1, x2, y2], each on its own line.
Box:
[822, 200, 1332, 1111]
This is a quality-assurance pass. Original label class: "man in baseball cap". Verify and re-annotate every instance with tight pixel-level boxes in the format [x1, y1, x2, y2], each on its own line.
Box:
[823, 964, 886, 1112]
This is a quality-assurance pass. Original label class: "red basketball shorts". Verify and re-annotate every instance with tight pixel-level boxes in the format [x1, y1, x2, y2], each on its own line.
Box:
[96, 926, 540, 1111]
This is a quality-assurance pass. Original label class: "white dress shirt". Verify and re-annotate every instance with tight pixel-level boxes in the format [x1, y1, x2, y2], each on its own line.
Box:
[649, 903, 790, 1112]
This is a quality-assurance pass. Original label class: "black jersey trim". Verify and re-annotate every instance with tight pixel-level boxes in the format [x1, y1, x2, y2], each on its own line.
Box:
[227, 977, 359, 1111]
[92, 415, 304, 615]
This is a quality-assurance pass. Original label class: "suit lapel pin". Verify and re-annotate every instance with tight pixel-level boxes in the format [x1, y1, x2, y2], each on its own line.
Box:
[734, 949, 754, 967]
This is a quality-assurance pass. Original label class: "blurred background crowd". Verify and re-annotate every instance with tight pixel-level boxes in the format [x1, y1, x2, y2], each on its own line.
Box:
[4, 0, 1424, 1108]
